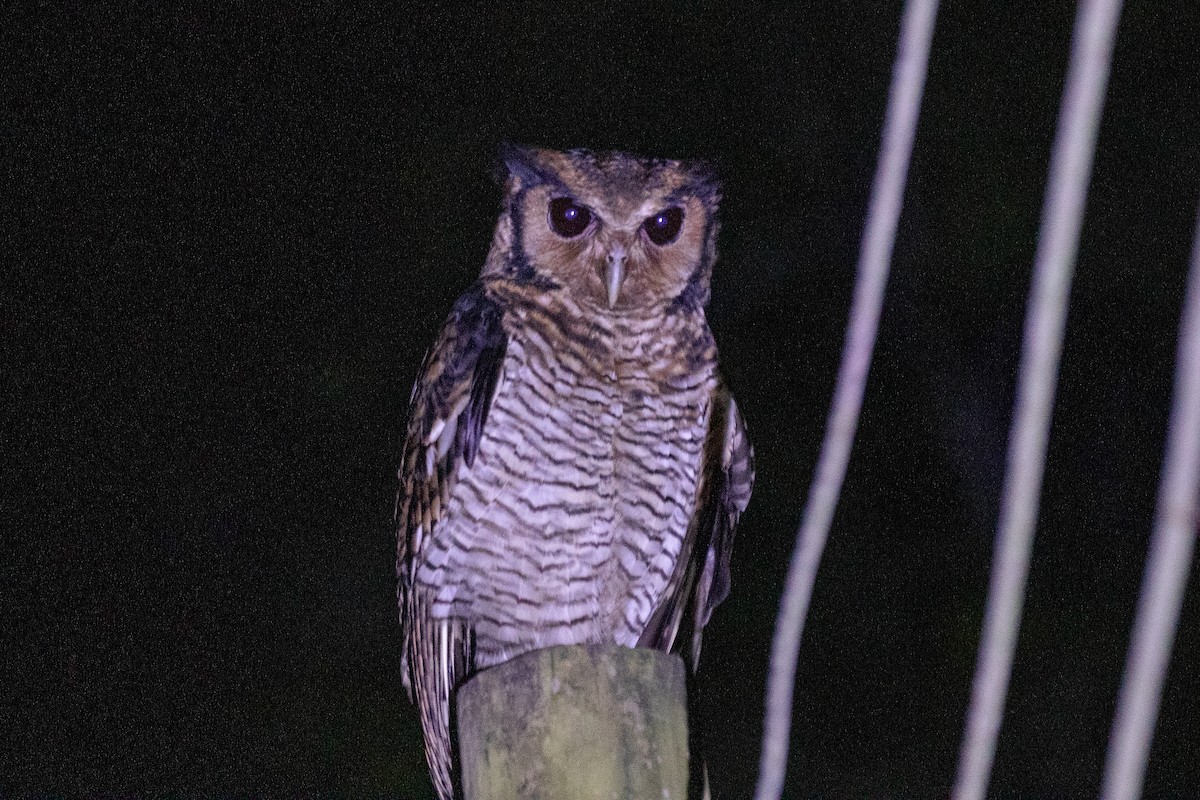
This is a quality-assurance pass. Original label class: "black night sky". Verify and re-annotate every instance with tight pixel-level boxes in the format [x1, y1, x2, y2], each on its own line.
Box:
[5, 3, 1200, 797]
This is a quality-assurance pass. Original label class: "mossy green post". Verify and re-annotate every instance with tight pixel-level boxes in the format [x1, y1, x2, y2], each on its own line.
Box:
[456, 644, 690, 800]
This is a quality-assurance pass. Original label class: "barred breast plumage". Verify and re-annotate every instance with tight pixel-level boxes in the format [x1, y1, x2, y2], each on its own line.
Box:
[396, 145, 753, 800]
[420, 281, 716, 667]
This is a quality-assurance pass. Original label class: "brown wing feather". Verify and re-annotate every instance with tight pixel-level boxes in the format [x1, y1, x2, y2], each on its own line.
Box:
[396, 280, 506, 800]
[638, 376, 754, 668]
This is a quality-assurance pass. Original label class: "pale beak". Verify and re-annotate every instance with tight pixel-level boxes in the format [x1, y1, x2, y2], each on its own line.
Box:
[605, 244, 627, 309]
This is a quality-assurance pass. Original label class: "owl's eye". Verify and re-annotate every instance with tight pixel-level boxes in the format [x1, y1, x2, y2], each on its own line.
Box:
[548, 198, 593, 238]
[643, 207, 684, 246]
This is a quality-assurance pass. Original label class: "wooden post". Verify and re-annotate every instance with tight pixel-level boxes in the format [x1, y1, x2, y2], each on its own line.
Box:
[455, 644, 690, 800]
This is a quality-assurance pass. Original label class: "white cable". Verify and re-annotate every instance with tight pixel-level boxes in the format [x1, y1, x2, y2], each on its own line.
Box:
[753, 2, 938, 797]
[1099, 205, 1200, 800]
[952, 2, 1123, 798]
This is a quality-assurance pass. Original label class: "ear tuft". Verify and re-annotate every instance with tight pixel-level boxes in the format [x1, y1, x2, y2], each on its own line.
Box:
[496, 142, 550, 188]
[682, 159, 722, 206]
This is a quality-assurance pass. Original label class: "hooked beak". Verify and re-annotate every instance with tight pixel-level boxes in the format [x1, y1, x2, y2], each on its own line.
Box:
[605, 244, 627, 309]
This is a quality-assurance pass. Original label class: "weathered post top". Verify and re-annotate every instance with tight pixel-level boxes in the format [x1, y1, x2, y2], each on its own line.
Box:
[455, 643, 690, 800]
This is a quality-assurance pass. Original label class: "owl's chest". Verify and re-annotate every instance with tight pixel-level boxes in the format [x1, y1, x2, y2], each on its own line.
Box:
[424, 304, 716, 648]
[496, 309, 714, 464]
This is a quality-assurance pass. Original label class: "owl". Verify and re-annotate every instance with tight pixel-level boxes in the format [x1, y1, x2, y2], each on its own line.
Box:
[395, 144, 754, 799]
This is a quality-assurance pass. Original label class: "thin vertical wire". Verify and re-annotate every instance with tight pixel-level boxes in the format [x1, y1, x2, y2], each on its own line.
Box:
[1100, 204, 1200, 800]
[952, 2, 1123, 799]
[753, 2, 938, 798]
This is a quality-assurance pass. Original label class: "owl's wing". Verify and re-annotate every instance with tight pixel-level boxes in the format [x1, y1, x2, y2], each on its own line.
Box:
[639, 376, 754, 668]
[395, 281, 506, 800]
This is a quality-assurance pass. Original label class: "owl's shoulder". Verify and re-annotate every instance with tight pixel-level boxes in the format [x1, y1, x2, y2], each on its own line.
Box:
[467, 273, 561, 316]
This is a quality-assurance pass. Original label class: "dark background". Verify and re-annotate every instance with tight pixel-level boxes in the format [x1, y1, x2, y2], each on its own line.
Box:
[5, 3, 1199, 797]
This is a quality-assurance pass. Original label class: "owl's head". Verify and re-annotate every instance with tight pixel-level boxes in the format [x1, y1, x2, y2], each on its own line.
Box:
[483, 145, 721, 311]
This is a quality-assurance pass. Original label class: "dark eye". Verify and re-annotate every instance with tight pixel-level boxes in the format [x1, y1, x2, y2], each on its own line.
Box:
[643, 207, 684, 246]
[548, 197, 593, 238]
